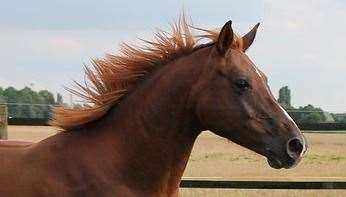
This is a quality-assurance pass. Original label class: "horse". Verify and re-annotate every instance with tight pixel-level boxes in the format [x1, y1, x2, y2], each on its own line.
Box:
[0, 18, 307, 196]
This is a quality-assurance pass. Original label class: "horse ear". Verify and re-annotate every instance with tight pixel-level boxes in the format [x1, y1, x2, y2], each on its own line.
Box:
[216, 20, 234, 56]
[242, 23, 260, 51]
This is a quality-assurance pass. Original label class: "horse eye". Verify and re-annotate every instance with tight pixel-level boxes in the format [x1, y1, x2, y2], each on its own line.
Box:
[233, 79, 250, 90]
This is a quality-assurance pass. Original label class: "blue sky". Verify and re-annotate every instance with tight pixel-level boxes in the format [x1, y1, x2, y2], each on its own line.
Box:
[1, 0, 345, 112]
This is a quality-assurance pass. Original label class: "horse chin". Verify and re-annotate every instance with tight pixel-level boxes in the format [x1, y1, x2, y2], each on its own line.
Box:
[267, 156, 301, 169]
[267, 157, 283, 169]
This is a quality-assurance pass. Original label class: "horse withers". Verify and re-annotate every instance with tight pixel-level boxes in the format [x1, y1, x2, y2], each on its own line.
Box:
[0, 19, 307, 196]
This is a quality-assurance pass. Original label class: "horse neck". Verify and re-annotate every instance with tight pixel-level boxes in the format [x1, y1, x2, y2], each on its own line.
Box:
[96, 47, 210, 194]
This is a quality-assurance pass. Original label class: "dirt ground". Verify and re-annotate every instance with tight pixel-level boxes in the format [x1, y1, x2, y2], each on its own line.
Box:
[7, 125, 57, 142]
[6, 126, 346, 196]
[182, 131, 346, 196]
[185, 131, 346, 179]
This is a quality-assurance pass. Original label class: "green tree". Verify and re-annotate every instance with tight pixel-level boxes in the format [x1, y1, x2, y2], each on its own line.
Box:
[295, 104, 326, 124]
[278, 86, 292, 109]
[3, 87, 18, 117]
[0, 86, 59, 118]
[38, 90, 56, 118]
[298, 112, 324, 124]
[276, 86, 330, 124]
[16, 87, 36, 118]
[39, 90, 55, 104]
[3, 87, 17, 103]
[340, 116, 346, 123]
[0, 87, 6, 103]
[56, 93, 63, 105]
[331, 113, 346, 123]
[298, 104, 323, 112]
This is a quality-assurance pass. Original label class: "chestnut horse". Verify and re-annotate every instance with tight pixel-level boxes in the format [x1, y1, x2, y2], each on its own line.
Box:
[0, 19, 307, 196]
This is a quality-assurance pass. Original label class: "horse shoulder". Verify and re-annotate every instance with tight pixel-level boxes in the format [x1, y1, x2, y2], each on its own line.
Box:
[0, 140, 33, 166]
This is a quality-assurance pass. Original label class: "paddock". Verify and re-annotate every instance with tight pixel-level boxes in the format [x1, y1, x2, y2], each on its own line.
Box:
[6, 126, 346, 196]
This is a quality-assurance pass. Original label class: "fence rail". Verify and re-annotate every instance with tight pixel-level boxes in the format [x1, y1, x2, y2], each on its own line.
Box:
[2, 103, 346, 129]
[299, 123, 346, 130]
[5, 117, 346, 131]
[180, 180, 346, 189]
[8, 118, 49, 126]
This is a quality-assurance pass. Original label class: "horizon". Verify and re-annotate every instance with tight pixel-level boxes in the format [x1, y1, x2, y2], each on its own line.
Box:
[1, 0, 345, 113]
[1, 84, 344, 114]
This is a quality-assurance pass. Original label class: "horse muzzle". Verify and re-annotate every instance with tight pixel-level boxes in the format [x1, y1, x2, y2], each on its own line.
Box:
[266, 135, 307, 169]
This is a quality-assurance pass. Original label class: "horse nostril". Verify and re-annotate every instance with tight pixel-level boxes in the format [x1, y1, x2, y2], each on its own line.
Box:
[287, 138, 304, 158]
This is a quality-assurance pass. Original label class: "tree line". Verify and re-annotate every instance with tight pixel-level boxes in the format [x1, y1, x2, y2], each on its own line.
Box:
[0, 86, 63, 118]
[0, 85, 345, 124]
[278, 86, 346, 123]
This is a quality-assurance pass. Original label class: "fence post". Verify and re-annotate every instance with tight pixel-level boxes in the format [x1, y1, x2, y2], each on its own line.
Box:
[0, 104, 8, 139]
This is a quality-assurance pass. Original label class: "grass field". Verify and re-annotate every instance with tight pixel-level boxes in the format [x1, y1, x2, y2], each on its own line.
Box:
[6, 126, 346, 196]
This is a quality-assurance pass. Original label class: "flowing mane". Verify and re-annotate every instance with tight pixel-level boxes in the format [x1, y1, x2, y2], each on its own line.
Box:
[50, 17, 243, 131]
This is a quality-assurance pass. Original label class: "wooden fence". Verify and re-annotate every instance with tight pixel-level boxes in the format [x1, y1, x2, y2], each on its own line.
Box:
[0, 104, 8, 139]
[180, 180, 346, 189]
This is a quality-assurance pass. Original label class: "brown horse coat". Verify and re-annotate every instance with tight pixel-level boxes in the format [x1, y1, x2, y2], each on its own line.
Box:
[0, 19, 306, 197]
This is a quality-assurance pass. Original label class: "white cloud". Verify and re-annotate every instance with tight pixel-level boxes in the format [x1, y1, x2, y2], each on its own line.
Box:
[245, 0, 346, 112]
[0, 28, 155, 103]
[0, 1, 345, 112]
